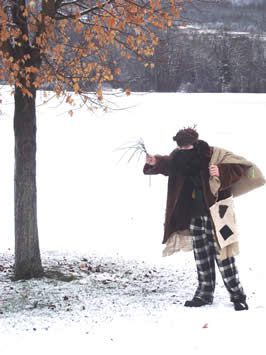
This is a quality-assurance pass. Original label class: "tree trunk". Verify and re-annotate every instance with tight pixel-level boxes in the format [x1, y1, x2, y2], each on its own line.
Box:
[14, 86, 43, 280]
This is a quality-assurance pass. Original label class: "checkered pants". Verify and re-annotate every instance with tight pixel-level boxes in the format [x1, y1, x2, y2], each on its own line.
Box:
[189, 216, 246, 304]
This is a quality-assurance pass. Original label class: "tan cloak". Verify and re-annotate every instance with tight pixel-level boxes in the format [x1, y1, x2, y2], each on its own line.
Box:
[163, 147, 265, 260]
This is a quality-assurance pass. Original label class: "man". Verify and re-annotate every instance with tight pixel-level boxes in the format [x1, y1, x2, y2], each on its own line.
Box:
[143, 127, 265, 311]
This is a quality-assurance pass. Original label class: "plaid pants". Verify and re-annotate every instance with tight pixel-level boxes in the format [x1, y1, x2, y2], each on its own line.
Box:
[189, 215, 246, 304]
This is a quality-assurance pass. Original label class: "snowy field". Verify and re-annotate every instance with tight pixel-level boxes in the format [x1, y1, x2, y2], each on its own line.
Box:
[0, 88, 266, 354]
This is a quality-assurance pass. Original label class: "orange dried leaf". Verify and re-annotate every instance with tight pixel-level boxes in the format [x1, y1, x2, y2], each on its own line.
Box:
[73, 83, 80, 93]
[66, 95, 74, 105]
[114, 67, 121, 75]
[96, 87, 103, 101]
[125, 88, 131, 96]
[13, 63, 20, 71]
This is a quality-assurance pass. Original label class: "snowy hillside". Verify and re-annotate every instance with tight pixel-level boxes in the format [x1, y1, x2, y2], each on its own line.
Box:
[0, 89, 265, 353]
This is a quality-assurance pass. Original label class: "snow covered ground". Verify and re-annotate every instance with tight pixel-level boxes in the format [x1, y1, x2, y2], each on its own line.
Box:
[0, 89, 265, 353]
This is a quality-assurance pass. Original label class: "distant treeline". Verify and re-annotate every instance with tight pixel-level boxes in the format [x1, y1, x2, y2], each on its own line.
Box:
[112, 29, 266, 93]
[181, 1, 266, 33]
[103, 0, 266, 93]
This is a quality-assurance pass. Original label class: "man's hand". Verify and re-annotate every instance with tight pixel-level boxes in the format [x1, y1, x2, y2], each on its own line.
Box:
[146, 154, 157, 166]
[209, 165, 220, 177]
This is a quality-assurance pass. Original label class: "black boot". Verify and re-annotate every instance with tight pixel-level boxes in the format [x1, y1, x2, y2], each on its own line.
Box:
[184, 297, 211, 307]
[233, 301, 249, 311]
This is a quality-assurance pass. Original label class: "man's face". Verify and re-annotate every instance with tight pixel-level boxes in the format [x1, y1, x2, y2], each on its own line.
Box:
[179, 144, 194, 150]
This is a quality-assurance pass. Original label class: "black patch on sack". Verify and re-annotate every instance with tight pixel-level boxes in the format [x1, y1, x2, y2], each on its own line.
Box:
[219, 225, 233, 240]
[219, 205, 228, 219]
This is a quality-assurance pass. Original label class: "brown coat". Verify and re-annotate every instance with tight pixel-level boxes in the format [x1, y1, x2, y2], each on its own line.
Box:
[143, 147, 247, 245]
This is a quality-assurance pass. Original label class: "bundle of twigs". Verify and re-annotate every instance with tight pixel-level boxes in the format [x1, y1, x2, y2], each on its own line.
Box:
[114, 138, 149, 165]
